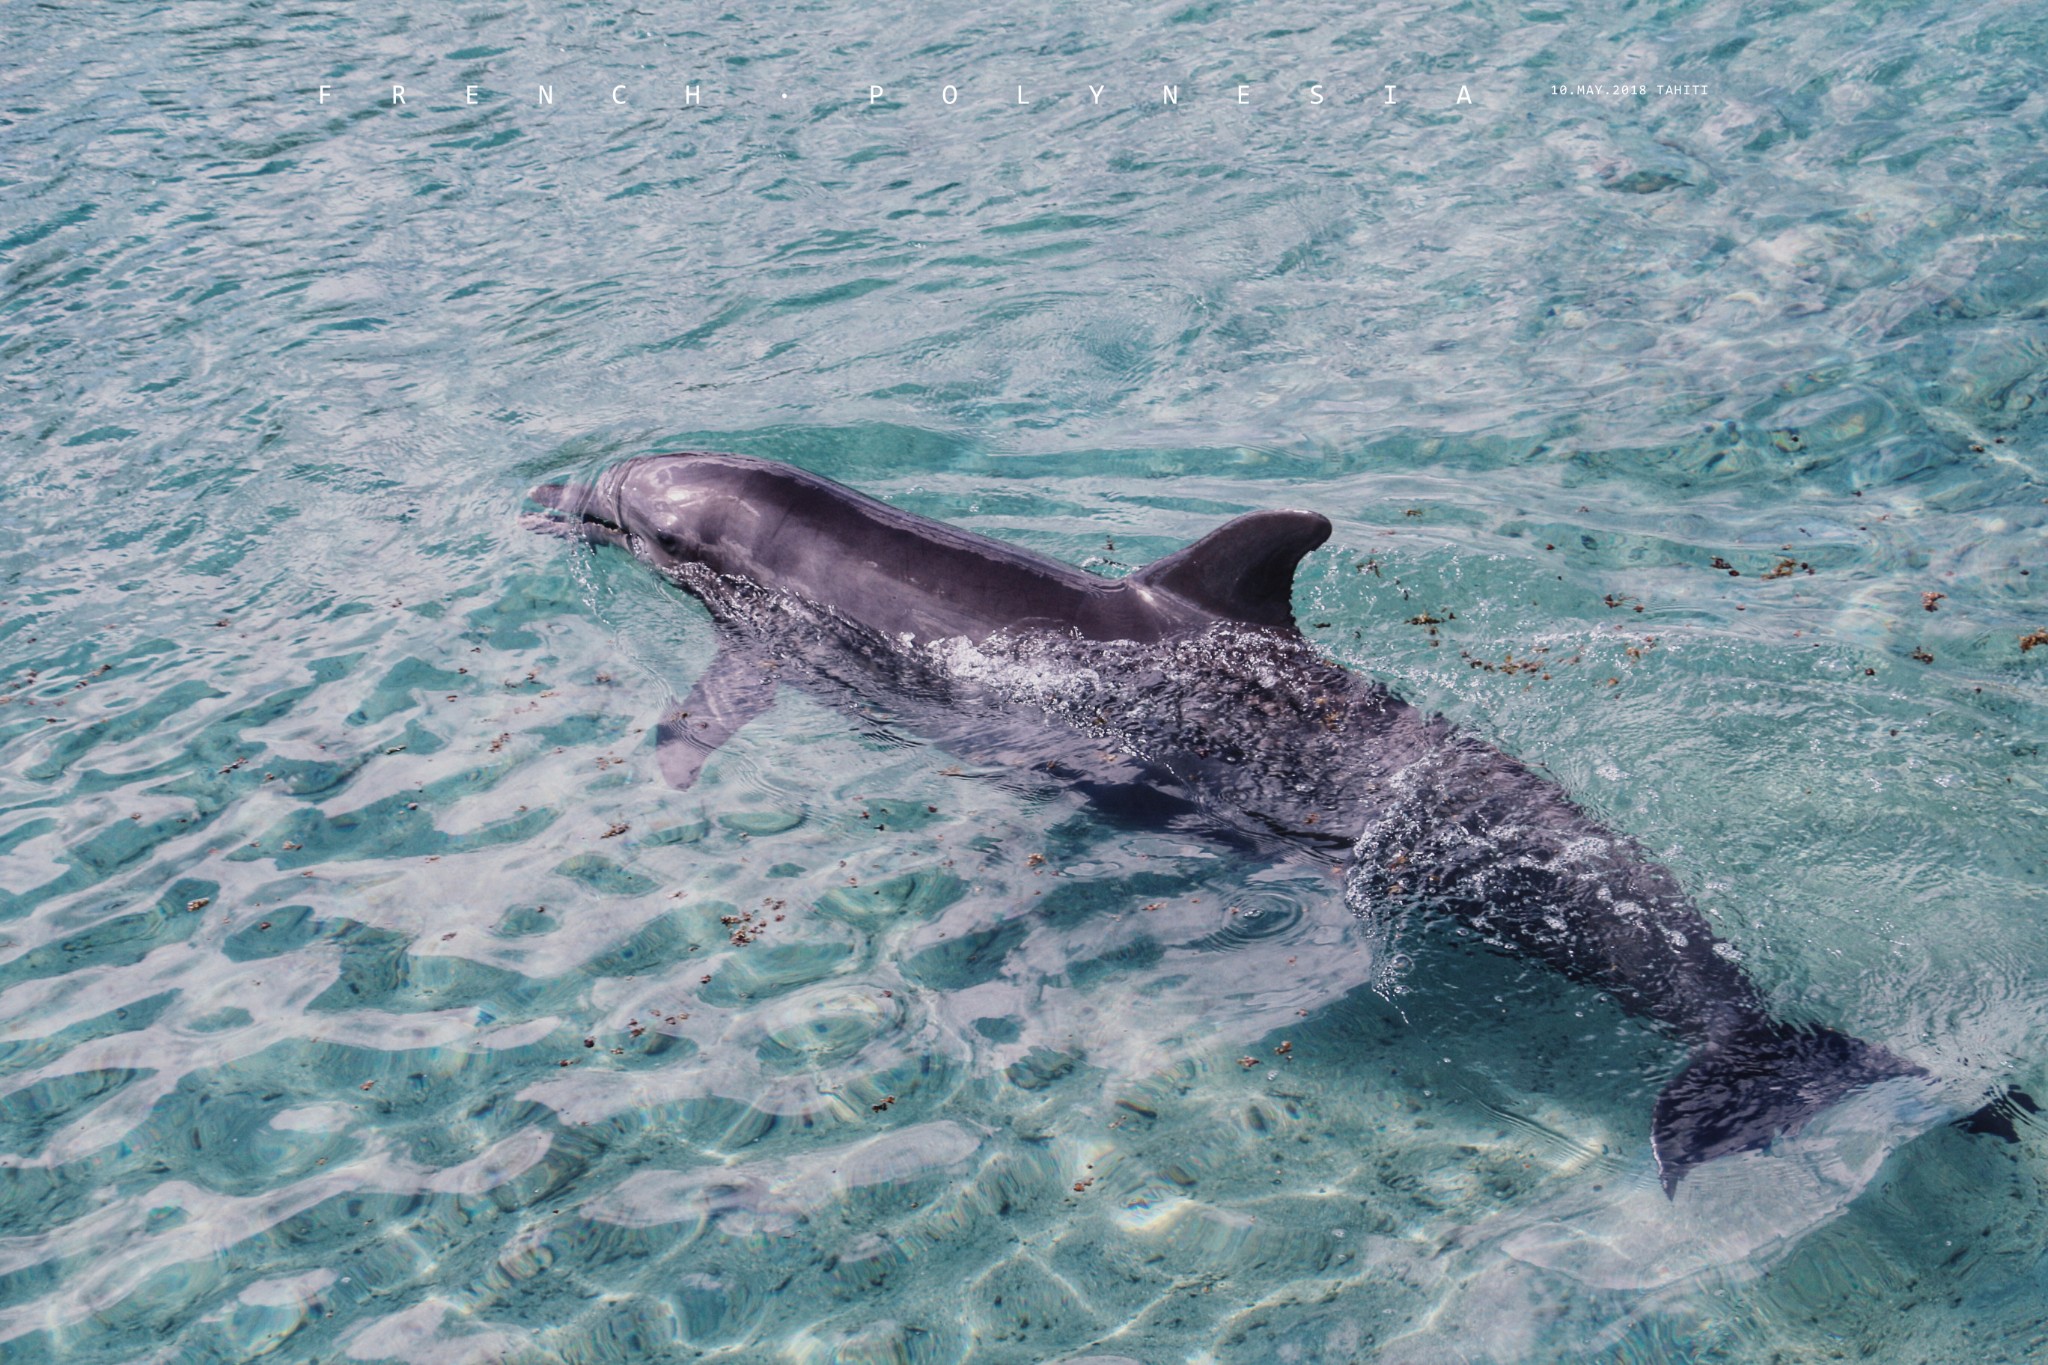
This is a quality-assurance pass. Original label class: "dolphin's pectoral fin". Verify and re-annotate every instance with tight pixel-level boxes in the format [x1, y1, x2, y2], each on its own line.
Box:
[1131, 509, 1332, 631]
[1651, 1024, 1925, 1195]
[1954, 1087, 2040, 1143]
[1068, 775, 1206, 829]
[655, 647, 780, 790]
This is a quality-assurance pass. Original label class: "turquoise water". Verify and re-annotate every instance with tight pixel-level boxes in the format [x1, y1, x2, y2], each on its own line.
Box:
[3, 0, 2046, 1359]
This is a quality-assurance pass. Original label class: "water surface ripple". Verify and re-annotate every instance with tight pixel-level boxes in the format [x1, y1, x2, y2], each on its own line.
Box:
[2, 0, 2045, 1361]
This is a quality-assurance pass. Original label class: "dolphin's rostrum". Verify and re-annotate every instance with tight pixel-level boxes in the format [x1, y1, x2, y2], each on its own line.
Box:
[528, 451, 1930, 1192]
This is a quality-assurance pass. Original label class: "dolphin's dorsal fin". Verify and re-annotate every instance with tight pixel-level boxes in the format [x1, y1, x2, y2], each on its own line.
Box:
[1129, 510, 1331, 631]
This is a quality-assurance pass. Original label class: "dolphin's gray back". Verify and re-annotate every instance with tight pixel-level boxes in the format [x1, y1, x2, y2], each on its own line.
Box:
[628, 455, 1159, 643]
[617, 453, 1330, 646]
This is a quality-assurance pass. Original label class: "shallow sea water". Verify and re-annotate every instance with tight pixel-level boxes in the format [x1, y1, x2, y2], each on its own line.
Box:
[3, 1, 2047, 1361]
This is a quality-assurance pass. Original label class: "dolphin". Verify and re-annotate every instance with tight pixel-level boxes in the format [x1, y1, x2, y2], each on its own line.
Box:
[526, 451, 1965, 1191]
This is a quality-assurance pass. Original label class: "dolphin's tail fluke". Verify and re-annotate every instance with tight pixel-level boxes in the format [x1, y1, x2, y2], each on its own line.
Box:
[1652, 1023, 1924, 1194]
